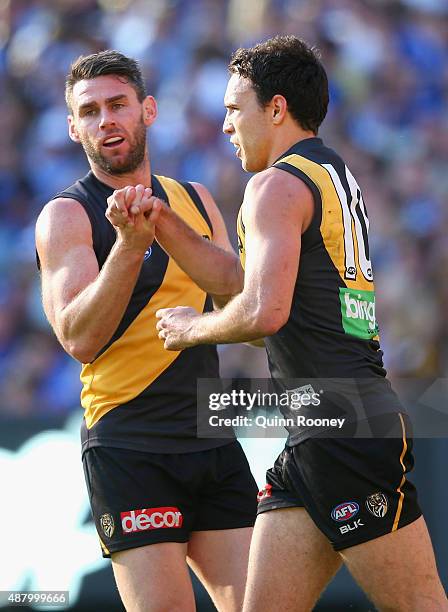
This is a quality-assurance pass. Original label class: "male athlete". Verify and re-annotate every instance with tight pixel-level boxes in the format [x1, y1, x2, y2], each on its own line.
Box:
[35, 50, 257, 612]
[154, 36, 447, 610]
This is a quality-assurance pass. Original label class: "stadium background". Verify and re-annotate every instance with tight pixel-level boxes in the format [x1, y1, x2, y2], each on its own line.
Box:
[0, 0, 447, 609]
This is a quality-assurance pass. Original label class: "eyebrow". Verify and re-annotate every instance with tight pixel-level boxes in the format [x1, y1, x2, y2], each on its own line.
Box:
[78, 94, 128, 113]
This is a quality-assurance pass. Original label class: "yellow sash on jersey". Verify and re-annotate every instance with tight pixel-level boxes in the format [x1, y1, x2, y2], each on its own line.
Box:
[81, 176, 212, 429]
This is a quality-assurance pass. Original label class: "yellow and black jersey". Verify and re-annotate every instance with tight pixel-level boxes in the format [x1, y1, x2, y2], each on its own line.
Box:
[56, 171, 225, 454]
[237, 138, 402, 441]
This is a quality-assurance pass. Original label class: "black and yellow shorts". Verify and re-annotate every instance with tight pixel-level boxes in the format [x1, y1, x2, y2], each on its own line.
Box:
[257, 413, 421, 550]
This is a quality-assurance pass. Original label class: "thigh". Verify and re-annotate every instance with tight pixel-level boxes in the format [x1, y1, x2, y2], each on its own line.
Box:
[187, 527, 252, 612]
[243, 508, 341, 612]
[82, 447, 194, 557]
[341, 516, 448, 611]
[112, 542, 195, 612]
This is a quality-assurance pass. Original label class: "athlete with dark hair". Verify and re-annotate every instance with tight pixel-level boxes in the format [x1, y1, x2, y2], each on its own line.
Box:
[155, 36, 447, 611]
[36, 49, 257, 612]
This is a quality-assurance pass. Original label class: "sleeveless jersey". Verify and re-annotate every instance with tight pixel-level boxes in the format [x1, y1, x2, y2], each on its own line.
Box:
[55, 171, 225, 454]
[237, 138, 402, 444]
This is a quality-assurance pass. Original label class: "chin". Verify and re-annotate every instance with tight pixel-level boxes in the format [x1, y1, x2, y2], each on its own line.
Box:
[107, 162, 137, 175]
[243, 159, 264, 173]
[108, 157, 129, 170]
[100, 152, 142, 175]
[241, 156, 254, 172]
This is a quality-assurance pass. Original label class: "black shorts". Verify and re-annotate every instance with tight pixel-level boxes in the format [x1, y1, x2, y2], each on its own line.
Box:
[257, 413, 422, 551]
[83, 441, 258, 558]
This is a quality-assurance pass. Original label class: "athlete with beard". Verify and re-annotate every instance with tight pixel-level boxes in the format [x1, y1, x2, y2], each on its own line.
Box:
[35, 50, 257, 612]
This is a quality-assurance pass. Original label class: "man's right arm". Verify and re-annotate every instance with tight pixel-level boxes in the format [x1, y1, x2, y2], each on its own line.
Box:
[35, 194, 152, 363]
[154, 183, 243, 304]
[110, 184, 244, 305]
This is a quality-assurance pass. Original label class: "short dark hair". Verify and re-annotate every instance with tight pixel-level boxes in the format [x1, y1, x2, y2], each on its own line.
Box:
[229, 35, 328, 133]
[65, 50, 147, 114]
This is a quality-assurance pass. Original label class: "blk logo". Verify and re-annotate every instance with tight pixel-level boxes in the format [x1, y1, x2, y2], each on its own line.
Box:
[339, 519, 364, 534]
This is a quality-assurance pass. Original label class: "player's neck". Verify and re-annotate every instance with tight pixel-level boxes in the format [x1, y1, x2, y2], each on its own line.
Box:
[267, 127, 316, 167]
[90, 156, 152, 189]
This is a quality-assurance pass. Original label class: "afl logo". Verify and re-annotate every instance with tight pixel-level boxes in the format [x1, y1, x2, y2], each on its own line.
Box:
[100, 513, 115, 538]
[144, 247, 152, 261]
[331, 501, 359, 522]
[365, 492, 388, 518]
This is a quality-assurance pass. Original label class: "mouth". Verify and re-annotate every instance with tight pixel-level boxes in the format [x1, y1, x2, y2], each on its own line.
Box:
[231, 142, 241, 158]
[102, 135, 125, 149]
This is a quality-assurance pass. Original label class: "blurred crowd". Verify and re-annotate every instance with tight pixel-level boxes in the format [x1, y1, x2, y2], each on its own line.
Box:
[0, 0, 447, 417]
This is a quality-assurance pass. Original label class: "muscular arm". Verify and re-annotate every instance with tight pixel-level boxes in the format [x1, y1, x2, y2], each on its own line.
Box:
[36, 188, 154, 363]
[144, 183, 243, 304]
[156, 168, 314, 347]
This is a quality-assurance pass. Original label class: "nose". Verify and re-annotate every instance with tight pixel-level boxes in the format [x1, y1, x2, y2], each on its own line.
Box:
[99, 109, 116, 129]
[222, 113, 233, 135]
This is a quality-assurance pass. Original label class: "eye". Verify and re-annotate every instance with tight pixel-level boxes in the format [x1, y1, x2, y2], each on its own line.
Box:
[112, 103, 125, 110]
[83, 108, 97, 117]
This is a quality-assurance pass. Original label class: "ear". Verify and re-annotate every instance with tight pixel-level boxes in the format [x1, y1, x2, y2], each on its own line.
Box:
[142, 95, 158, 127]
[68, 115, 81, 143]
[271, 95, 288, 125]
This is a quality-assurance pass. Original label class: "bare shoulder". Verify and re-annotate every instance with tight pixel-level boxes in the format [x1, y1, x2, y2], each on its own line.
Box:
[246, 166, 311, 199]
[189, 182, 220, 220]
[36, 197, 93, 267]
[36, 197, 91, 233]
[189, 182, 233, 249]
[244, 167, 314, 231]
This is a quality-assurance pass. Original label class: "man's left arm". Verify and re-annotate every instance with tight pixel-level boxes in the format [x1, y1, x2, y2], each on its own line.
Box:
[156, 168, 314, 348]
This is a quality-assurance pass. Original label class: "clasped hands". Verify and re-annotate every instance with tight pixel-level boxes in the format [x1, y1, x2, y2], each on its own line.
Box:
[106, 183, 163, 233]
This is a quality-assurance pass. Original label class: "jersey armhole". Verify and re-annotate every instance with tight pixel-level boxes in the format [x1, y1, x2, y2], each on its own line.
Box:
[273, 162, 322, 230]
[179, 181, 213, 236]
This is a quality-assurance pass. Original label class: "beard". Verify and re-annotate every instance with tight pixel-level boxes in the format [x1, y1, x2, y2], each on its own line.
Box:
[81, 116, 147, 175]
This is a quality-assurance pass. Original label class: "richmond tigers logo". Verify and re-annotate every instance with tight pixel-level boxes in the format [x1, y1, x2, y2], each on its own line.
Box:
[365, 492, 388, 518]
[100, 512, 115, 538]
